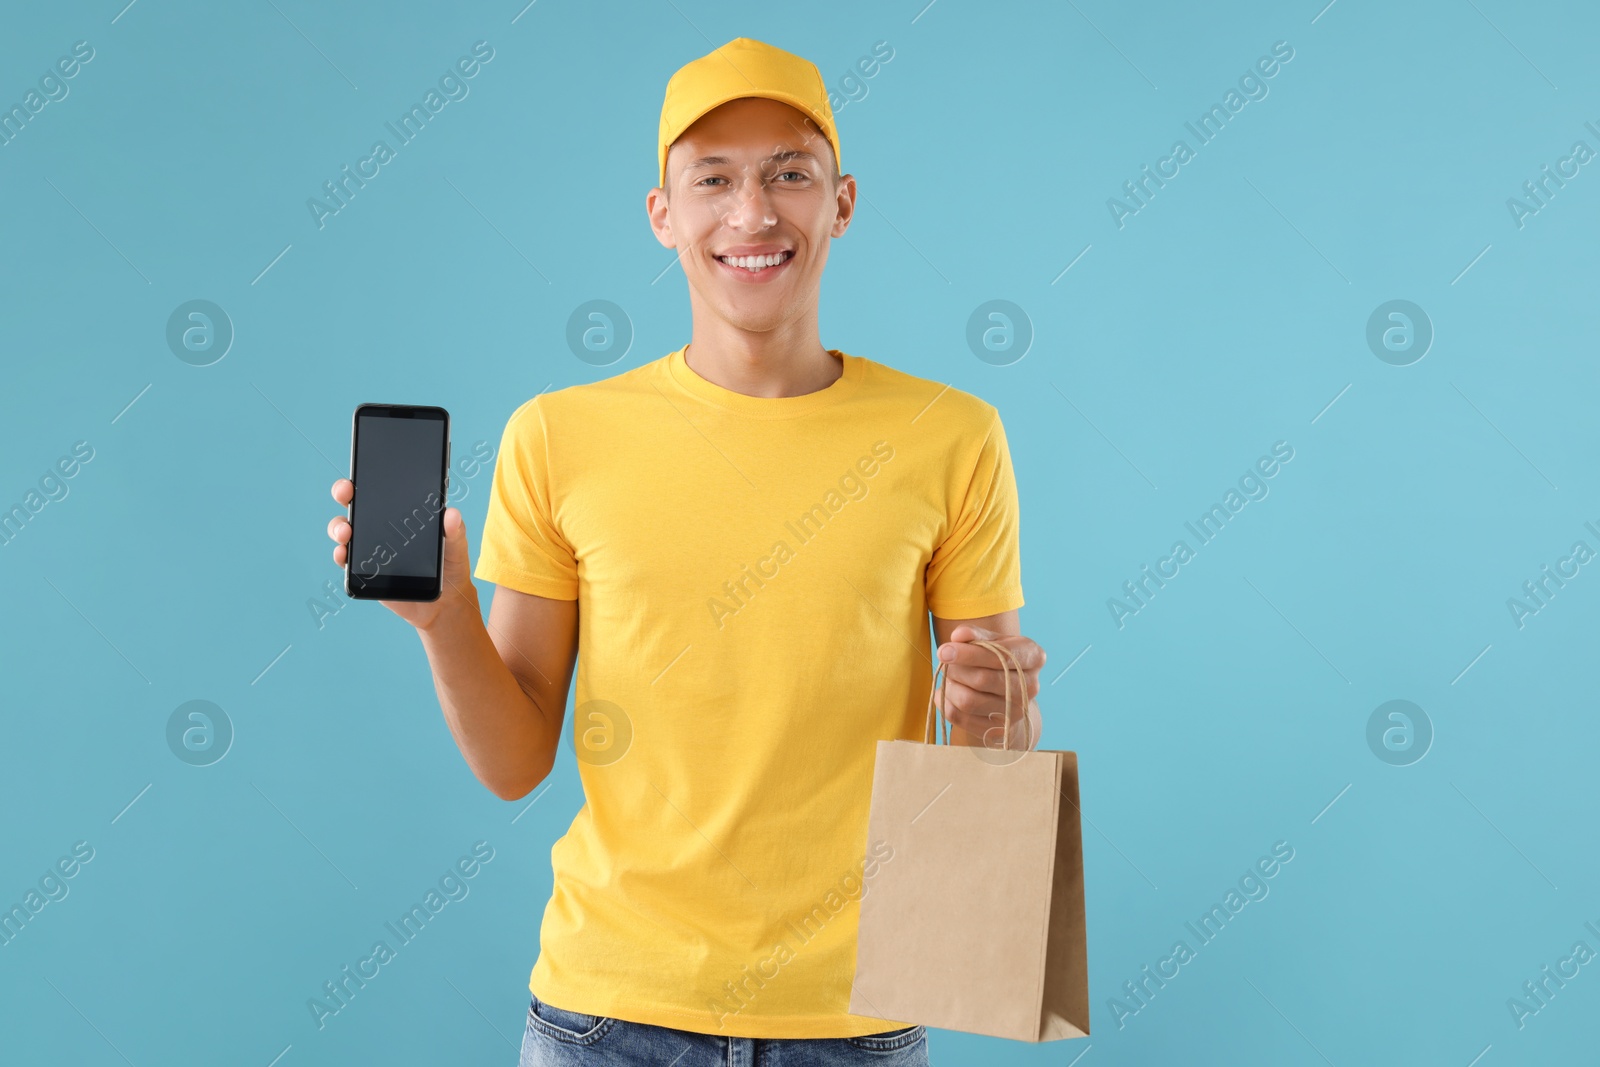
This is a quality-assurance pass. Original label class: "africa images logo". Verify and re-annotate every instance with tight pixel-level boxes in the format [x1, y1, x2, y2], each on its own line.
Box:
[307, 841, 494, 1030]
[1106, 41, 1295, 229]
[707, 441, 895, 629]
[306, 41, 495, 229]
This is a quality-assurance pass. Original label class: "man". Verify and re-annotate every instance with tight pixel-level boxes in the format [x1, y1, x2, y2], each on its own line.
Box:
[326, 36, 1047, 1066]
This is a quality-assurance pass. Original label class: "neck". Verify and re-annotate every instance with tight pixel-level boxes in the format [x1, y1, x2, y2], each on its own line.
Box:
[683, 304, 840, 399]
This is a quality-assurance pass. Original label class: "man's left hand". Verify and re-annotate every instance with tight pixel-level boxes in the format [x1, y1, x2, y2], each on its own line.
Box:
[932, 625, 1045, 751]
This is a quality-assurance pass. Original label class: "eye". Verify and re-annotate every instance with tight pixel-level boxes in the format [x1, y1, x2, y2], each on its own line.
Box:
[696, 175, 728, 187]
[774, 170, 807, 182]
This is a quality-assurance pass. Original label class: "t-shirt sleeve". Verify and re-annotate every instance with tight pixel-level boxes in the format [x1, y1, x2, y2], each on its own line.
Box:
[925, 409, 1025, 619]
[473, 398, 580, 600]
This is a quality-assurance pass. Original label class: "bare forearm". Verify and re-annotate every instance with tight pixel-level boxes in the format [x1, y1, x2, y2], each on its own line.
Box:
[415, 597, 561, 799]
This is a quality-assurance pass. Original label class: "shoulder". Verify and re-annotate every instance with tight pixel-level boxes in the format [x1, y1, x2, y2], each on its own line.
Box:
[500, 356, 671, 430]
[850, 352, 1001, 435]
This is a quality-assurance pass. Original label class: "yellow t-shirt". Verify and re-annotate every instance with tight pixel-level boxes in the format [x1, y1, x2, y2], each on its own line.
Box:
[473, 344, 1025, 1039]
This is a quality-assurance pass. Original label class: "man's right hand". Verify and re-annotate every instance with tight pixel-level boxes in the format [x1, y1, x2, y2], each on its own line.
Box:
[326, 478, 480, 631]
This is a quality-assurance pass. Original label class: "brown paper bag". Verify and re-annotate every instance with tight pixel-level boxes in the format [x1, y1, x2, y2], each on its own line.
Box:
[849, 639, 1089, 1042]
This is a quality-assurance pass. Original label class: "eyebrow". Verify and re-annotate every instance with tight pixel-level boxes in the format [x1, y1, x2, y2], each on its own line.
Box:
[683, 149, 821, 171]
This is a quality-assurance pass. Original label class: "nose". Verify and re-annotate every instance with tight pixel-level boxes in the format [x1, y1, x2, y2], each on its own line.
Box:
[723, 175, 777, 233]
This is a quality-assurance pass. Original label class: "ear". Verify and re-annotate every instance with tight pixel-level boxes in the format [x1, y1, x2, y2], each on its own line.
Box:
[646, 185, 676, 250]
[831, 173, 857, 238]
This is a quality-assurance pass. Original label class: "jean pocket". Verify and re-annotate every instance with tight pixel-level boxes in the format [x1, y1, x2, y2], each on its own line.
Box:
[526, 995, 615, 1046]
[844, 1023, 926, 1051]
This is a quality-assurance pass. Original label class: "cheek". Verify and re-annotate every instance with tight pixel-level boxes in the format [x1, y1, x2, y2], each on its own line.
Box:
[800, 238, 831, 274]
[682, 205, 731, 246]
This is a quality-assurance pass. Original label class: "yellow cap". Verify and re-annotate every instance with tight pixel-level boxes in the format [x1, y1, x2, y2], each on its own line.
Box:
[657, 37, 841, 188]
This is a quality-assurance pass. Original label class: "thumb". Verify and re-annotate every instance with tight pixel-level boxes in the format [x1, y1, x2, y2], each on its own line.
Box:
[440, 507, 473, 580]
[951, 624, 1001, 643]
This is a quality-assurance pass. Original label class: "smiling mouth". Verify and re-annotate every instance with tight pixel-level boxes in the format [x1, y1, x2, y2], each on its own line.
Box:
[715, 250, 794, 274]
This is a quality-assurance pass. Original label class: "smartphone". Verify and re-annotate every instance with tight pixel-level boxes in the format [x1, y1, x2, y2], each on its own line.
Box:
[345, 404, 451, 601]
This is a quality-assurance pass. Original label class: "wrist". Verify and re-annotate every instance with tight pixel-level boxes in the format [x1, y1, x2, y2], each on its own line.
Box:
[418, 579, 482, 634]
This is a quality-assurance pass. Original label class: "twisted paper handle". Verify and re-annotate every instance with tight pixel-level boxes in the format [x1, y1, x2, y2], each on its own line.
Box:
[924, 638, 1034, 752]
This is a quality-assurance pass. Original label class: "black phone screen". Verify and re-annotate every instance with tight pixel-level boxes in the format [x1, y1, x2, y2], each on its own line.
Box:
[346, 404, 449, 601]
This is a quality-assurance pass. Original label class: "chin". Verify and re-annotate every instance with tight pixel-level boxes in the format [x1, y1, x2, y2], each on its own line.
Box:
[687, 288, 778, 330]
[721, 298, 805, 332]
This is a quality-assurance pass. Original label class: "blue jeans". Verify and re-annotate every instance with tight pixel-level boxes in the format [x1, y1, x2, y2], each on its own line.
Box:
[517, 993, 931, 1066]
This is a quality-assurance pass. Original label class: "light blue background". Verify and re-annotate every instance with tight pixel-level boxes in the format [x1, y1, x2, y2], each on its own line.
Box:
[3, 0, 1597, 1064]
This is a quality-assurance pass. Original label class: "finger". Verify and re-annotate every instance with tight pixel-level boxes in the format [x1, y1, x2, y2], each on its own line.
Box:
[936, 637, 1042, 710]
[327, 514, 351, 544]
[949, 623, 1002, 643]
[939, 660, 1037, 700]
[333, 542, 347, 566]
[437, 509, 483, 608]
[938, 685, 1034, 745]
[934, 678, 1027, 728]
[937, 637, 1045, 673]
[440, 508, 472, 575]
[942, 704, 1025, 748]
[331, 478, 353, 505]
[938, 657, 1006, 697]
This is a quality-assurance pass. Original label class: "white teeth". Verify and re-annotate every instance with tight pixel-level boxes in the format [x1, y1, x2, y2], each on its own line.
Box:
[720, 252, 787, 271]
